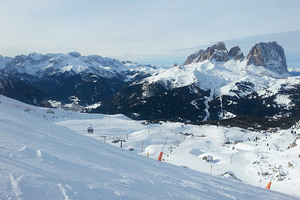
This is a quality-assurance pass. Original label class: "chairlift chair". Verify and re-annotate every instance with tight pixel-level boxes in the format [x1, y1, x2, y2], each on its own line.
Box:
[87, 125, 94, 133]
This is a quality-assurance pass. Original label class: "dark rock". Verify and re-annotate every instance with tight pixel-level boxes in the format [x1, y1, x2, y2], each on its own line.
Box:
[228, 46, 244, 60]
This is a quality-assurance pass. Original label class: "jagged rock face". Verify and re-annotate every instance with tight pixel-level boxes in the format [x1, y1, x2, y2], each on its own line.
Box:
[183, 42, 229, 65]
[184, 41, 288, 76]
[228, 46, 244, 61]
[246, 41, 288, 74]
[202, 42, 229, 62]
[183, 50, 204, 65]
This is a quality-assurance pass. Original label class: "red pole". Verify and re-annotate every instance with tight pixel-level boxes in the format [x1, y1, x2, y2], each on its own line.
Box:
[158, 152, 163, 161]
[158, 137, 168, 161]
[141, 142, 144, 155]
[266, 172, 276, 189]
[266, 181, 271, 189]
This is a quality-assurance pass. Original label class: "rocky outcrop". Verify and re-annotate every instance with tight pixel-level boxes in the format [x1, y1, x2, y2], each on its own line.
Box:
[183, 50, 204, 65]
[183, 42, 229, 65]
[246, 41, 288, 74]
[184, 41, 289, 76]
[203, 42, 229, 62]
[228, 46, 244, 61]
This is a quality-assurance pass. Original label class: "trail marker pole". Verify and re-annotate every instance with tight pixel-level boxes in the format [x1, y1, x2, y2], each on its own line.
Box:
[259, 179, 262, 187]
[158, 137, 168, 161]
[266, 172, 276, 189]
[141, 142, 144, 155]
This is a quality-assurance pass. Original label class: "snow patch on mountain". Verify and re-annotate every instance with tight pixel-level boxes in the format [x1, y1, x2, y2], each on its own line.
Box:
[274, 94, 293, 108]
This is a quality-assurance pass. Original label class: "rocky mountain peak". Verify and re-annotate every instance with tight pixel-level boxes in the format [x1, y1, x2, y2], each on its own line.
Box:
[183, 42, 230, 65]
[228, 46, 244, 61]
[183, 49, 204, 65]
[204, 41, 229, 62]
[68, 51, 81, 58]
[246, 41, 288, 74]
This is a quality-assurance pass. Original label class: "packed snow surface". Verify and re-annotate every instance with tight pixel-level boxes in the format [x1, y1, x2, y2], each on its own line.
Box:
[0, 95, 299, 199]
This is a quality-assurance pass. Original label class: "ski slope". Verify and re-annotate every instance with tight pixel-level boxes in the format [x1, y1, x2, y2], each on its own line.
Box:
[0, 95, 299, 199]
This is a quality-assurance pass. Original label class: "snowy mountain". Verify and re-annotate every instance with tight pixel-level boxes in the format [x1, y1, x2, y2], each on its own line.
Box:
[1, 52, 156, 79]
[0, 95, 299, 199]
[178, 31, 300, 69]
[96, 41, 300, 129]
[0, 41, 299, 129]
[0, 52, 158, 108]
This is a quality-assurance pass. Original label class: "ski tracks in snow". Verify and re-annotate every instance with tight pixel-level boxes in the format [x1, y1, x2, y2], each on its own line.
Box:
[9, 173, 23, 200]
[36, 149, 43, 161]
[202, 90, 214, 121]
[57, 183, 74, 200]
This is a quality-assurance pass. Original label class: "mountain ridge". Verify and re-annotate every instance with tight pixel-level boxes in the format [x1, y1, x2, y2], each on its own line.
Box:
[94, 41, 299, 128]
[1, 41, 299, 129]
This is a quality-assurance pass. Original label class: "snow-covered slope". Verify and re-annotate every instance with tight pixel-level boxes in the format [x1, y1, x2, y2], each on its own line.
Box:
[144, 59, 299, 98]
[144, 41, 295, 97]
[0, 95, 299, 199]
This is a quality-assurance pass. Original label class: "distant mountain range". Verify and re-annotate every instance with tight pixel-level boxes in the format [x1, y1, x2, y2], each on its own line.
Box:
[1, 41, 299, 129]
[0, 52, 158, 107]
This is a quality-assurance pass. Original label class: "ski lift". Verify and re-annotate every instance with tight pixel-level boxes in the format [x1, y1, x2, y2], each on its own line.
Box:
[87, 125, 94, 133]
[111, 138, 126, 148]
[46, 109, 55, 114]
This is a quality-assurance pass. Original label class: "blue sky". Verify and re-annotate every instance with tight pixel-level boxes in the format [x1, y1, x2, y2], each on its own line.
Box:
[0, 0, 299, 66]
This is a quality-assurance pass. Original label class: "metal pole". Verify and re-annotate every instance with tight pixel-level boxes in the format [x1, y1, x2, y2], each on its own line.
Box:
[162, 137, 168, 152]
